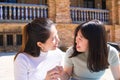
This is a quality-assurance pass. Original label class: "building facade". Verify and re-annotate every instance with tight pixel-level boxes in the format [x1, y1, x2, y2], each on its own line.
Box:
[0, 0, 120, 51]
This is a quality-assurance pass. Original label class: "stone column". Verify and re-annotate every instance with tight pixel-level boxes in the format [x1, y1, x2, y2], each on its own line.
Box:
[54, 0, 72, 23]
[106, 0, 117, 24]
[118, 0, 120, 24]
[47, 0, 56, 22]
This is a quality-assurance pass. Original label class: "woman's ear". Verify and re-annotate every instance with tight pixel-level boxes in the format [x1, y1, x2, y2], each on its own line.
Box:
[37, 42, 45, 51]
[37, 42, 43, 48]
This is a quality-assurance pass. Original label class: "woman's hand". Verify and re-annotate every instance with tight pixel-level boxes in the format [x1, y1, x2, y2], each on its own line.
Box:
[45, 66, 63, 80]
[110, 65, 120, 80]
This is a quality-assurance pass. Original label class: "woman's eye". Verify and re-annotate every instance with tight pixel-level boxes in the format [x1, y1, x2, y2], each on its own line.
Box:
[52, 36, 56, 41]
[79, 37, 83, 41]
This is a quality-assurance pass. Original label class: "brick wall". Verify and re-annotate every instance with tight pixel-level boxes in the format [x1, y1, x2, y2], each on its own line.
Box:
[0, 23, 25, 52]
[57, 24, 120, 50]
[0, 23, 25, 31]
[118, 1, 120, 24]
[54, 0, 71, 23]
[57, 24, 77, 48]
[106, 0, 120, 24]
[0, 23, 120, 51]
[115, 25, 120, 42]
[48, 0, 56, 22]
[0, 0, 120, 51]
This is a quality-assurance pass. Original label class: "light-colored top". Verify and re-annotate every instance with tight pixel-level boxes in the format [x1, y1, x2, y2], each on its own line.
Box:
[14, 48, 65, 80]
[64, 45, 120, 80]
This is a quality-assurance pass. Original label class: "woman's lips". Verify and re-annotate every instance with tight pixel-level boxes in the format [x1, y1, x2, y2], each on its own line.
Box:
[76, 45, 80, 49]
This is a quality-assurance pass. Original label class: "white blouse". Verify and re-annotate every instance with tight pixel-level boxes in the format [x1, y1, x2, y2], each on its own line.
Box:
[14, 48, 65, 80]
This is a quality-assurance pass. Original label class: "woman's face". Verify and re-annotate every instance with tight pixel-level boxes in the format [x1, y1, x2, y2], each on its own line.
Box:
[40, 25, 60, 52]
[75, 30, 88, 52]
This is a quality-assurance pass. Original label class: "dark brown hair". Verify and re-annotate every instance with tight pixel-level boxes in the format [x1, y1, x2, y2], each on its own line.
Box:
[71, 20, 109, 72]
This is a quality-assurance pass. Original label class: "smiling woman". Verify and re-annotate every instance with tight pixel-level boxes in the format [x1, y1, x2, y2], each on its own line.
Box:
[14, 18, 64, 80]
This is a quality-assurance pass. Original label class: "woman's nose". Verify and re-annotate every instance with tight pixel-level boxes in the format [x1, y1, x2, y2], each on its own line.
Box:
[56, 36, 60, 42]
[57, 37, 60, 42]
[76, 36, 80, 44]
[75, 37, 78, 43]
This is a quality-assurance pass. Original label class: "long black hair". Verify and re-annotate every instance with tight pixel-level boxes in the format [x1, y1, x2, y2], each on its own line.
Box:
[14, 18, 55, 60]
[70, 20, 109, 72]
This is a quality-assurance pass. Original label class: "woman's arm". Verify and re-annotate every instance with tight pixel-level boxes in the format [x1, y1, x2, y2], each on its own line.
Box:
[45, 66, 72, 80]
[108, 45, 120, 80]
[110, 65, 120, 80]
[14, 55, 28, 80]
[45, 66, 62, 80]
[59, 66, 73, 80]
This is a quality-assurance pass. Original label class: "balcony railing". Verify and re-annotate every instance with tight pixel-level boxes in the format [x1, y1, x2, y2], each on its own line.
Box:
[71, 7, 110, 24]
[0, 3, 48, 23]
[0, 3, 110, 24]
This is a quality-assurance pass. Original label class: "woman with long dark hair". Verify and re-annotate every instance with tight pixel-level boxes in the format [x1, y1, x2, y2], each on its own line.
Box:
[49, 20, 120, 80]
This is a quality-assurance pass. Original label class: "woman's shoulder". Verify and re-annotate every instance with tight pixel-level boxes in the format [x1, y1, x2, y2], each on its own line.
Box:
[107, 44, 120, 66]
[107, 44, 119, 54]
[107, 44, 119, 58]
[66, 46, 73, 52]
[66, 46, 74, 56]
[15, 52, 30, 62]
[14, 53, 32, 70]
